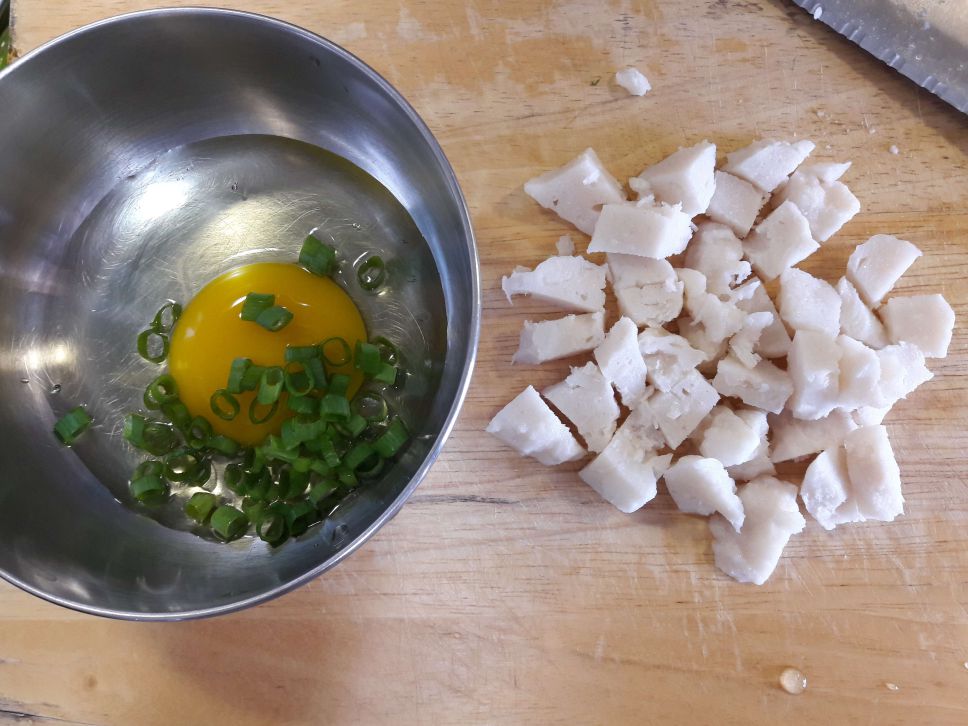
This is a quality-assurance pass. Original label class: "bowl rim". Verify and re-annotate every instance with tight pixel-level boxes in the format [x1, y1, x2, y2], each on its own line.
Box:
[0, 6, 481, 621]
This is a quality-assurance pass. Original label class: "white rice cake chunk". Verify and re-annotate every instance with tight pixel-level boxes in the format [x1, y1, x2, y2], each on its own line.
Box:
[876, 342, 933, 408]
[555, 234, 576, 256]
[512, 311, 606, 364]
[710, 476, 806, 585]
[629, 140, 716, 217]
[744, 201, 820, 281]
[723, 139, 815, 193]
[705, 171, 769, 238]
[732, 277, 791, 358]
[712, 354, 792, 414]
[594, 317, 649, 407]
[678, 268, 747, 343]
[544, 363, 620, 453]
[837, 335, 882, 411]
[637, 327, 705, 391]
[773, 167, 860, 242]
[770, 408, 857, 463]
[800, 446, 860, 530]
[880, 293, 955, 358]
[502, 255, 607, 312]
[729, 311, 774, 368]
[607, 254, 684, 328]
[726, 408, 775, 481]
[485, 386, 585, 465]
[578, 409, 667, 513]
[778, 268, 841, 337]
[524, 148, 626, 235]
[787, 330, 840, 420]
[664, 456, 744, 531]
[837, 277, 888, 348]
[588, 202, 693, 259]
[677, 317, 729, 374]
[644, 369, 719, 448]
[852, 405, 891, 427]
[846, 234, 922, 306]
[684, 222, 752, 296]
[615, 67, 651, 96]
[844, 425, 904, 522]
[696, 405, 762, 467]
[798, 161, 851, 183]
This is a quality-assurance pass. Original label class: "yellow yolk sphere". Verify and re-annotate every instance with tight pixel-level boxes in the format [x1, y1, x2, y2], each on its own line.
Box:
[168, 263, 367, 445]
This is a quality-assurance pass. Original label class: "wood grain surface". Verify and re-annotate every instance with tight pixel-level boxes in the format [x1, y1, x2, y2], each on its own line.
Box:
[5, 1, 968, 724]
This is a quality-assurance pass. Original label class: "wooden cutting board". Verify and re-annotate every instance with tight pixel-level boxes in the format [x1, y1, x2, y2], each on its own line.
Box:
[5, 1, 967, 724]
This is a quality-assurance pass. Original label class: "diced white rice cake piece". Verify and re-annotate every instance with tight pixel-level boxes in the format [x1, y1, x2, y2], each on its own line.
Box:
[837, 277, 888, 348]
[770, 408, 856, 463]
[664, 456, 744, 531]
[594, 317, 648, 407]
[723, 139, 815, 193]
[837, 335, 882, 411]
[778, 268, 841, 337]
[524, 148, 626, 235]
[578, 414, 665, 513]
[800, 446, 861, 530]
[637, 327, 705, 391]
[844, 425, 904, 522]
[677, 317, 729, 375]
[712, 354, 792, 414]
[485, 386, 585, 465]
[607, 254, 684, 327]
[732, 277, 791, 358]
[846, 234, 922, 306]
[555, 234, 576, 256]
[629, 141, 716, 217]
[696, 405, 762, 467]
[678, 268, 747, 343]
[709, 476, 805, 585]
[744, 201, 820, 281]
[614, 401, 667, 451]
[773, 168, 860, 242]
[705, 171, 769, 238]
[544, 363, 619, 453]
[881, 293, 955, 358]
[684, 222, 752, 296]
[615, 67, 651, 96]
[787, 331, 841, 420]
[726, 408, 775, 481]
[512, 311, 606, 364]
[588, 201, 693, 259]
[502, 255, 607, 312]
[644, 369, 719, 448]
[852, 405, 891, 426]
[797, 161, 851, 183]
[729, 311, 774, 368]
[876, 342, 933, 408]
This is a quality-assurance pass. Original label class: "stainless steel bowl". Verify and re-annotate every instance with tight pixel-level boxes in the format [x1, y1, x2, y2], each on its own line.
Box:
[0, 8, 479, 619]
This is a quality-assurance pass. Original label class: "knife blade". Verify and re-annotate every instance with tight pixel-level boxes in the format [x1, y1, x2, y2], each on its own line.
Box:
[792, 0, 968, 114]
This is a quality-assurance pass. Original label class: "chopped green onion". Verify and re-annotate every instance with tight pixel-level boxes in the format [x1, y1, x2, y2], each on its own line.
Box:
[372, 336, 399, 365]
[226, 358, 251, 394]
[248, 397, 279, 425]
[328, 374, 350, 397]
[374, 362, 398, 385]
[277, 468, 310, 500]
[345, 413, 367, 438]
[357, 255, 387, 291]
[151, 301, 182, 334]
[145, 374, 179, 408]
[242, 468, 272, 499]
[344, 442, 375, 471]
[211, 506, 249, 542]
[137, 329, 169, 364]
[206, 434, 239, 457]
[260, 435, 299, 464]
[357, 453, 385, 479]
[186, 416, 213, 449]
[309, 480, 338, 507]
[241, 497, 267, 524]
[242, 447, 266, 473]
[163, 448, 203, 482]
[284, 361, 314, 397]
[285, 344, 320, 363]
[374, 418, 409, 458]
[130, 460, 168, 505]
[209, 389, 240, 421]
[239, 363, 265, 392]
[309, 459, 333, 477]
[286, 500, 317, 537]
[305, 356, 327, 390]
[320, 437, 341, 468]
[257, 366, 284, 405]
[185, 492, 217, 524]
[254, 305, 293, 332]
[257, 510, 288, 545]
[240, 292, 275, 321]
[123, 414, 178, 456]
[354, 341, 382, 376]
[160, 399, 192, 431]
[188, 458, 213, 487]
[337, 466, 358, 489]
[320, 393, 350, 422]
[321, 337, 351, 367]
[54, 406, 92, 445]
[287, 394, 317, 415]
[351, 392, 388, 422]
[299, 234, 337, 276]
[224, 463, 244, 494]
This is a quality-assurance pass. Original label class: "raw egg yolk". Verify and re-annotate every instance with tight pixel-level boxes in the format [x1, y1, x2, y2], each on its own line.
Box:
[168, 263, 367, 445]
